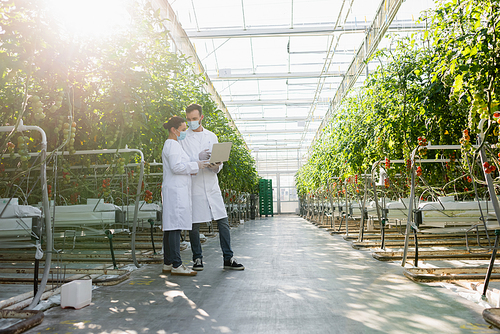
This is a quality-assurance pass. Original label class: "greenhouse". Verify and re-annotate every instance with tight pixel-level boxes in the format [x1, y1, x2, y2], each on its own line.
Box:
[1, 0, 500, 333]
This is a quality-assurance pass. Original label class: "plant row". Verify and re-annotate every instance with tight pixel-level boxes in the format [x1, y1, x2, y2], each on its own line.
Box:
[296, 0, 500, 199]
[0, 1, 259, 205]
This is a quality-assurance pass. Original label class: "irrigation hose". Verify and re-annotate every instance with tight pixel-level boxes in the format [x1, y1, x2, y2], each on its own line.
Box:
[105, 230, 118, 270]
[483, 230, 500, 297]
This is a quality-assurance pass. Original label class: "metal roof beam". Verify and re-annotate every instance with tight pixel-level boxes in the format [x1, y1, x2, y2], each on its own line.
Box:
[251, 146, 301, 150]
[234, 117, 307, 122]
[212, 71, 343, 81]
[225, 99, 330, 106]
[241, 129, 316, 134]
[247, 139, 302, 144]
[289, 50, 356, 55]
[221, 88, 339, 97]
[256, 158, 303, 161]
[256, 170, 299, 174]
[186, 20, 424, 39]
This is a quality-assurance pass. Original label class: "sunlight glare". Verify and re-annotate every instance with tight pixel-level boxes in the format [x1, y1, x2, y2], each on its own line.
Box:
[48, 0, 132, 37]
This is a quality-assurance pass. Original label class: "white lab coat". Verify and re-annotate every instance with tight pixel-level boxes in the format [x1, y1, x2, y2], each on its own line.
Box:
[180, 128, 228, 223]
[161, 139, 199, 231]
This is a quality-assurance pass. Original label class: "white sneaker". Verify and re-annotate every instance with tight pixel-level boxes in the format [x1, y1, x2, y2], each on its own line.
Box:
[162, 264, 172, 273]
[171, 264, 197, 276]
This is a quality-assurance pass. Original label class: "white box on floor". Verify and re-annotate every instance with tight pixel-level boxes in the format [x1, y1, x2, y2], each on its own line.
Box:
[61, 279, 92, 309]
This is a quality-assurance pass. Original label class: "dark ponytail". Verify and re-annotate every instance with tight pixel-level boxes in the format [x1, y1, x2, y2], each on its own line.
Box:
[163, 116, 185, 132]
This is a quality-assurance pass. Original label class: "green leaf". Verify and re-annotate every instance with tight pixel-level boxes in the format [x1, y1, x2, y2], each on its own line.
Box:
[449, 62, 456, 75]
[452, 74, 463, 94]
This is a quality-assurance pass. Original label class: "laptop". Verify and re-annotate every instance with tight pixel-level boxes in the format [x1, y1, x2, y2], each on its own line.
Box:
[209, 142, 232, 163]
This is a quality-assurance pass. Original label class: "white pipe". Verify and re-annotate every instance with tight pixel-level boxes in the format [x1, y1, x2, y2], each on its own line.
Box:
[2, 136, 147, 309]
[478, 119, 500, 228]
[4, 162, 161, 173]
[401, 146, 419, 266]
[28, 125, 51, 310]
[20, 148, 146, 157]
[399, 141, 482, 266]
[47, 146, 145, 268]
[128, 148, 144, 269]
[0, 120, 52, 310]
[7, 288, 61, 311]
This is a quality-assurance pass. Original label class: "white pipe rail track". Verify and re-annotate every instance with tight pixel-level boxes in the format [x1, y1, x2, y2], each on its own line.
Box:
[0, 120, 51, 310]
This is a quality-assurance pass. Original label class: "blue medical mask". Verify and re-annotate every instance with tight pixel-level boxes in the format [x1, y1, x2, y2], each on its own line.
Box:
[177, 130, 187, 141]
[188, 120, 200, 130]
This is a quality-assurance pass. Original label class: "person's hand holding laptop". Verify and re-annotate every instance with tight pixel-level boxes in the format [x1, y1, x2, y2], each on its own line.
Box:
[199, 142, 232, 172]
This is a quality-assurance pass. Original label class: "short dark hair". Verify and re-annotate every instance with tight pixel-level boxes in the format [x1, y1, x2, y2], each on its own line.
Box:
[163, 116, 185, 132]
[185, 103, 203, 116]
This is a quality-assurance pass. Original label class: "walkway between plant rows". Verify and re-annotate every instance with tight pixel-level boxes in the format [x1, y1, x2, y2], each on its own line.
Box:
[27, 215, 496, 334]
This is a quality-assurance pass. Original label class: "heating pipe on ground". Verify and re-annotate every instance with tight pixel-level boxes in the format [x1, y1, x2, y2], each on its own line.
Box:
[3, 288, 61, 311]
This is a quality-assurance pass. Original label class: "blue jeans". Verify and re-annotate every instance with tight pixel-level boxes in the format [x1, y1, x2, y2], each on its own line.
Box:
[163, 230, 182, 268]
[189, 217, 233, 261]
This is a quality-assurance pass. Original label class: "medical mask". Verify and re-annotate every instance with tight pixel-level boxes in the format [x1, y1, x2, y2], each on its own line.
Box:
[177, 130, 187, 141]
[188, 120, 200, 130]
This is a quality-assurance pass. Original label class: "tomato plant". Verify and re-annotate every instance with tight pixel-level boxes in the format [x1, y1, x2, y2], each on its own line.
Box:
[297, 0, 499, 199]
[0, 1, 258, 205]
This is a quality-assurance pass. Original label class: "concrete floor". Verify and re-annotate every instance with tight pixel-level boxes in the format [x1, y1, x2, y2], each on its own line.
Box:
[24, 215, 499, 334]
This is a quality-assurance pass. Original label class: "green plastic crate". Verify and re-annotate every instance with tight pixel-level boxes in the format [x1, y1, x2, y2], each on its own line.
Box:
[259, 179, 273, 216]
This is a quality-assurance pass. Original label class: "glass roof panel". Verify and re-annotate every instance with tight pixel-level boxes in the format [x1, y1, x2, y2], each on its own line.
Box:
[179, 1, 243, 30]
[215, 81, 259, 96]
[170, 0, 437, 175]
[289, 36, 330, 52]
[292, 0, 341, 26]
[243, 0, 291, 27]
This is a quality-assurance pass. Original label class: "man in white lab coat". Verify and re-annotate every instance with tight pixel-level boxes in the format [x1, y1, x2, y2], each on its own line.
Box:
[180, 104, 244, 271]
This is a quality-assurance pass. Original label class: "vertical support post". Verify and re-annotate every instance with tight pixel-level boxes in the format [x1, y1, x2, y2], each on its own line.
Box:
[483, 230, 500, 297]
[402, 150, 417, 266]
[413, 227, 419, 267]
[477, 122, 500, 296]
[327, 180, 334, 229]
[345, 181, 349, 236]
[337, 207, 343, 231]
[33, 259, 39, 296]
[148, 219, 157, 255]
[372, 173, 383, 246]
[365, 33, 369, 77]
[276, 173, 280, 216]
[357, 174, 369, 242]
[381, 219, 386, 250]
[131, 153, 144, 268]
[105, 230, 118, 270]
[335, 192, 341, 231]
[478, 144, 500, 227]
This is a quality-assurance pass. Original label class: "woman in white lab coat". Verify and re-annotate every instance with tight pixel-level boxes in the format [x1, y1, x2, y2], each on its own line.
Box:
[161, 116, 208, 276]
